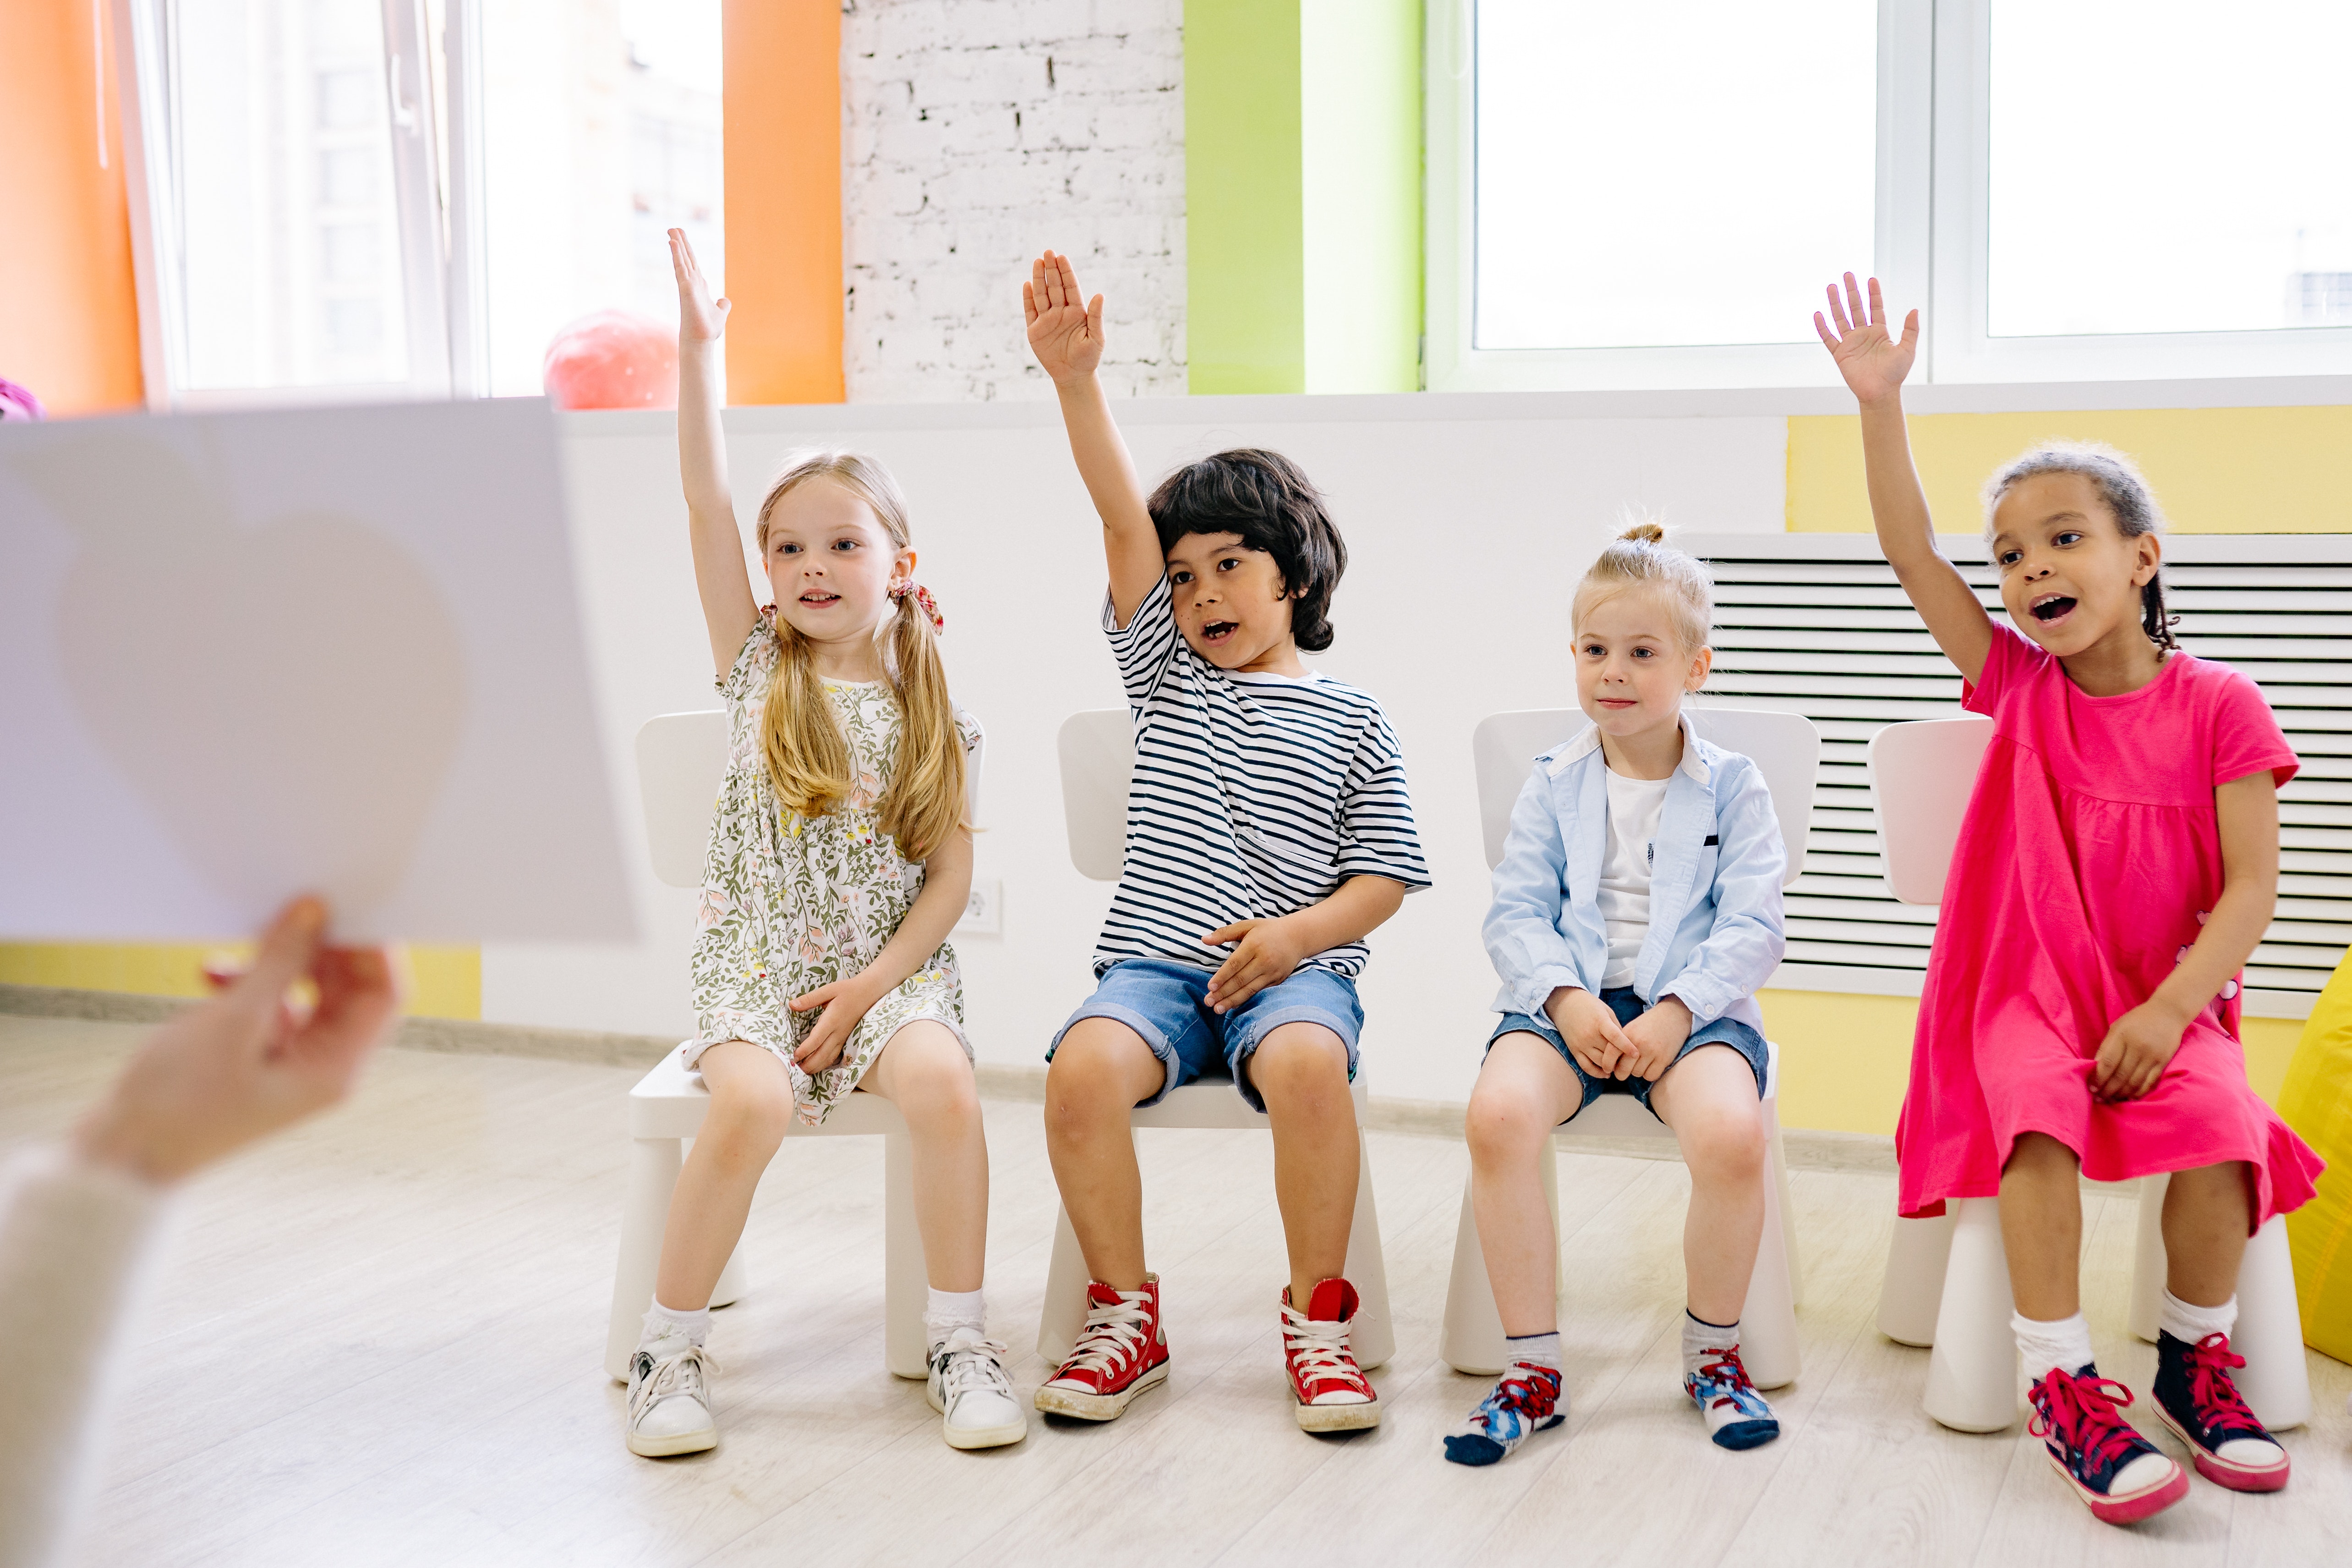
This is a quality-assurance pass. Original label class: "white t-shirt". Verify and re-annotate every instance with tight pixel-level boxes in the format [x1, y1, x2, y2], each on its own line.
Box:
[1597, 766, 1672, 988]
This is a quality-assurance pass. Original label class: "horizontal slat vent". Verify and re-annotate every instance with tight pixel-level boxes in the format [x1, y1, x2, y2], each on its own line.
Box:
[1684, 533, 2352, 1019]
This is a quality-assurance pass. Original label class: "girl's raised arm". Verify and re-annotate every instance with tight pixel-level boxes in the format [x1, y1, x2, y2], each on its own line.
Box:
[671, 229, 762, 677]
[1023, 251, 1164, 628]
[1816, 273, 1994, 686]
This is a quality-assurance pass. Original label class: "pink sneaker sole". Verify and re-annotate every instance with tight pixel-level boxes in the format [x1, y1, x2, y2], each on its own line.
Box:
[2153, 1402, 2291, 1492]
[2045, 1448, 2189, 1525]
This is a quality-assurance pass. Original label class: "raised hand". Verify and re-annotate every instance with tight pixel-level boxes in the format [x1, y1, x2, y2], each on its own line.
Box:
[671, 228, 730, 346]
[1814, 273, 1917, 404]
[1023, 250, 1105, 385]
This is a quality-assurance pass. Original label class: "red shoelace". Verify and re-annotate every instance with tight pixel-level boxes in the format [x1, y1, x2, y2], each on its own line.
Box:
[2180, 1333, 2262, 1431]
[2029, 1370, 2145, 1475]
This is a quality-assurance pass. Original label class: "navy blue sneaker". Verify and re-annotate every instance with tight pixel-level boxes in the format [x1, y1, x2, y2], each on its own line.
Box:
[2150, 1331, 2289, 1492]
[2027, 1365, 2186, 1524]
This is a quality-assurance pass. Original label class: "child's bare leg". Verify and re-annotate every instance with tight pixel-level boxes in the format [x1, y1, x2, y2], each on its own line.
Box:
[1043, 1018, 1164, 1288]
[1648, 1045, 1767, 1325]
[863, 1021, 987, 1291]
[2160, 1160, 2254, 1308]
[1465, 1034, 1585, 1335]
[654, 1041, 791, 1310]
[1247, 1022, 1358, 1309]
[1999, 1131, 2084, 1320]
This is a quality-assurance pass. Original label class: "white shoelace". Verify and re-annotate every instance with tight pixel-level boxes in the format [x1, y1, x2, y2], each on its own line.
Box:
[1055, 1293, 1152, 1378]
[933, 1329, 1015, 1404]
[1280, 1304, 1365, 1392]
[631, 1341, 716, 1424]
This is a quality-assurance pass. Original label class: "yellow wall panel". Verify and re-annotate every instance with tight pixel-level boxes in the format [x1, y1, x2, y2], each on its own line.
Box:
[0, 941, 480, 1020]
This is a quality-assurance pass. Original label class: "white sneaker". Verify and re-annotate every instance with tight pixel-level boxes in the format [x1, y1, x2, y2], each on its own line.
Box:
[626, 1333, 718, 1457]
[927, 1327, 1028, 1450]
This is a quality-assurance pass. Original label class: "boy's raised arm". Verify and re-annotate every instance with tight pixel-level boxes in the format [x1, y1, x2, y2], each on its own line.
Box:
[1025, 251, 1164, 627]
[671, 228, 762, 677]
[1816, 273, 1994, 686]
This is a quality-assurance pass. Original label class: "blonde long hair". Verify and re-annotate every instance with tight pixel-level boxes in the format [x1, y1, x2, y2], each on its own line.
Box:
[754, 451, 966, 864]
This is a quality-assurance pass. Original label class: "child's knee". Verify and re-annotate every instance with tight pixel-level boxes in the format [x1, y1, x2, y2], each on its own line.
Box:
[704, 1074, 792, 1158]
[1045, 1023, 1152, 1134]
[1681, 1106, 1766, 1183]
[1247, 1024, 1350, 1109]
[895, 1038, 981, 1128]
[1466, 1083, 1548, 1163]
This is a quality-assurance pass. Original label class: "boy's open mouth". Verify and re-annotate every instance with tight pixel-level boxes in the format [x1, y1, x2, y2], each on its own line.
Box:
[1201, 620, 1237, 643]
[2029, 593, 2076, 624]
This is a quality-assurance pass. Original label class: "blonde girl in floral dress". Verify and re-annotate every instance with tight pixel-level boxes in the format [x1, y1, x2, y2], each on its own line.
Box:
[623, 230, 1021, 1458]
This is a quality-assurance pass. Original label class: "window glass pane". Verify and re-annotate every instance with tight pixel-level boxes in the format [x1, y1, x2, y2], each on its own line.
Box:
[173, 0, 410, 389]
[481, 0, 723, 397]
[1473, 0, 1876, 350]
[1989, 1, 2352, 338]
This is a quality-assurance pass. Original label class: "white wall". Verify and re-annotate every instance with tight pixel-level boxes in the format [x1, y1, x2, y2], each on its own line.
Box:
[840, 0, 1187, 402]
[484, 393, 1784, 1104]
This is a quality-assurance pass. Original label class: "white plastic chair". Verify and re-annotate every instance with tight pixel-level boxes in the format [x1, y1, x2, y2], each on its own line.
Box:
[602, 709, 984, 1383]
[1867, 716, 2310, 1432]
[1436, 706, 1814, 1384]
[1034, 710, 1395, 1370]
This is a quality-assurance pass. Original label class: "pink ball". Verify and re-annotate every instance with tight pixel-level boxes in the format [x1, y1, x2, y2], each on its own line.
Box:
[541, 310, 679, 410]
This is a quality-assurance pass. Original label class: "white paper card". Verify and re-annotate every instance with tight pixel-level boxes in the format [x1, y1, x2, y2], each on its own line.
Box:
[0, 399, 637, 944]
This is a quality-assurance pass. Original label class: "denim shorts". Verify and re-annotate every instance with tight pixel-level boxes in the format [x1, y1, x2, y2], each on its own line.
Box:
[1049, 957, 1363, 1112]
[1488, 986, 1767, 1122]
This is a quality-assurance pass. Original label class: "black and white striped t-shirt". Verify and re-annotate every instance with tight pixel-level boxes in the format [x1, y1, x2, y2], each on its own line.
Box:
[1094, 575, 1431, 978]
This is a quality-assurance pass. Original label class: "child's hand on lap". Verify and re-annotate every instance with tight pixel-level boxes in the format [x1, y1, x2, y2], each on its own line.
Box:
[1813, 272, 1917, 405]
[1546, 986, 1631, 1081]
[1202, 916, 1310, 1013]
[1617, 994, 1692, 1082]
[1023, 251, 1105, 386]
[788, 972, 884, 1075]
[670, 228, 729, 346]
[2092, 999, 2190, 1101]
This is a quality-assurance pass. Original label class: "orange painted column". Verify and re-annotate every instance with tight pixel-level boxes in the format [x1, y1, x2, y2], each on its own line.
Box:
[0, 0, 145, 414]
[722, 0, 843, 404]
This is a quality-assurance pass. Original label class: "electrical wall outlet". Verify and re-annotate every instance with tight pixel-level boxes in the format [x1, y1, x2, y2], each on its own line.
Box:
[955, 878, 1002, 936]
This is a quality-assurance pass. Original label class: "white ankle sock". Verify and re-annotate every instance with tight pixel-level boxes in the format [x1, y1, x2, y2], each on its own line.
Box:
[641, 1300, 711, 1348]
[1505, 1331, 1562, 1369]
[2159, 1289, 2236, 1344]
[1682, 1311, 1739, 1378]
[2012, 1311, 2095, 1382]
[924, 1286, 987, 1344]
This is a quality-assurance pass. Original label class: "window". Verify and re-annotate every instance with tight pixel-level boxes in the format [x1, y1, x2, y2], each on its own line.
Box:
[1685, 532, 2352, 1019]
[1431, 0, 2352, 390]
[112, 0, 723, 407]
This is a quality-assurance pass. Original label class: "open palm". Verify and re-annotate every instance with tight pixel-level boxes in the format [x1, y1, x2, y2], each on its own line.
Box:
[1023, 250, 1105, 384]
[1814, 273, 1917, 403]
[671, 228, 730, 344]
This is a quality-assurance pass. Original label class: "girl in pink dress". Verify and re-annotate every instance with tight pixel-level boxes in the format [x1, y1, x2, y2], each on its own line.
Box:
[1817, 274, 2322, 1527]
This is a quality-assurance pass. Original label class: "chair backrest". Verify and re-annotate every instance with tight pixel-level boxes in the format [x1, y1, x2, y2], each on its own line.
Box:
[1470, 706, 1819, 888]
[1058, 709, 1134, 882]
[1865, 715, 1994, 905]
[634, 709, 987, 890]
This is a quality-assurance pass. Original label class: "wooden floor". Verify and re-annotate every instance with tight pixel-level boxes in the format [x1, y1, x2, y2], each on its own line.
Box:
[5, 1015, 2345, 1568]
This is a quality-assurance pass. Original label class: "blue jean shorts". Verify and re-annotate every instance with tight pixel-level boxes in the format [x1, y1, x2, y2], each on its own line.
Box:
[1049, 957, 1363, 1112]
[1488, 986, 1767, 1122]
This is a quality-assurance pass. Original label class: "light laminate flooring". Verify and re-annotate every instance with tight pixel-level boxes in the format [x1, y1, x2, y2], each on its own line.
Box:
[4, 1015, 2346, 1567]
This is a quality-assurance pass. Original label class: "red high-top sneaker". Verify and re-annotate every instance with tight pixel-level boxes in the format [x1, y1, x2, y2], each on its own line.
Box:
[1281, 1278, 1379, 1432]
[1033, 1274, 1170, 1421]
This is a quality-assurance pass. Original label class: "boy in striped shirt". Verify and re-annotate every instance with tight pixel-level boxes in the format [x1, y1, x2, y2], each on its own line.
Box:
[1022, 251, 1430, 1432]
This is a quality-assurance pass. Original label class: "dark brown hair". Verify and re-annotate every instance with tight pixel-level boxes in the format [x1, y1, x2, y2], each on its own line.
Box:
[1146, 448, 1348, 652]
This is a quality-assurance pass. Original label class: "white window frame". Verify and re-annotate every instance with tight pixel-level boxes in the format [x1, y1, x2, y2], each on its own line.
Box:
[1429, 0, 2352, 392]
[111, 0, 488, 410]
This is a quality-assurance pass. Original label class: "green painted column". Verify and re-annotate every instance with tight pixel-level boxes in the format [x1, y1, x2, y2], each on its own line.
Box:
[1184, 0, 1423, 396]
[1184, 0, 1306, 393]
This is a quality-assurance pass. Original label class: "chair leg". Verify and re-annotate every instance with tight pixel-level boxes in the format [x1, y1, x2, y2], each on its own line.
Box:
[1439, 1173, 1507, 1375]
[1879, 1212, 1957, 1347]
[604, 1135, 683, 1381]
[2129, 1174, 2311, 1431]
[1341, 1128, 1395, 1370]
[1923, 1196, 2019, 1432]
[883, 1128, 927, 1380]
[1765, 1103, 1802, 1310]
[1740, 1128, 1802, 1391]
[1036, 1201, 1093, 1369]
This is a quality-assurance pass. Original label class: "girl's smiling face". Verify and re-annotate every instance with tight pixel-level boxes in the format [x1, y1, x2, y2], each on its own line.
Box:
[1574, 586, 1711, 740]
[1990, 472, 2160, 659]
[760, 478, 915, 645]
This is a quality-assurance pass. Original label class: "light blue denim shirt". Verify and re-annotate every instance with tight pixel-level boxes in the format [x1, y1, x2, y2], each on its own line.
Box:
[1483, 711, 1787, 1036]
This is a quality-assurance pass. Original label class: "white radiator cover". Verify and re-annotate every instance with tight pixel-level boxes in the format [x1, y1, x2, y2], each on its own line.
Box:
[1681, 531, 2352, 1021]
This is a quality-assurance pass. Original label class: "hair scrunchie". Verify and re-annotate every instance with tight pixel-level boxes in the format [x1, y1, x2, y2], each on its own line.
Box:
[890, 579, 944, 633]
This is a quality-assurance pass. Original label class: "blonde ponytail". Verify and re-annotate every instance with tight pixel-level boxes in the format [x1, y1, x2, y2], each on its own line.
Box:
[753, 449, 968, 863]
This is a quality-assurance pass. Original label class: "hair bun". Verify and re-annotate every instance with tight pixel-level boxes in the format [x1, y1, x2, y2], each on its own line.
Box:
[1619, 519, 1666, 545]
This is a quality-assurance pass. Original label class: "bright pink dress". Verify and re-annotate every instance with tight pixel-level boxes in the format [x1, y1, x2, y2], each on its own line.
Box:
[1897, 623, 2323, 1227]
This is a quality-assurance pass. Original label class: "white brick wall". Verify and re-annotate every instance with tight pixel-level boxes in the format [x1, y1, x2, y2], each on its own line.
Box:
[841, 0, 1187, 402]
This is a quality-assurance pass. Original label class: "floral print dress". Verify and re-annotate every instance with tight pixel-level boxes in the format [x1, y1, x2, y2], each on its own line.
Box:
[684, 609, 980, 1124]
